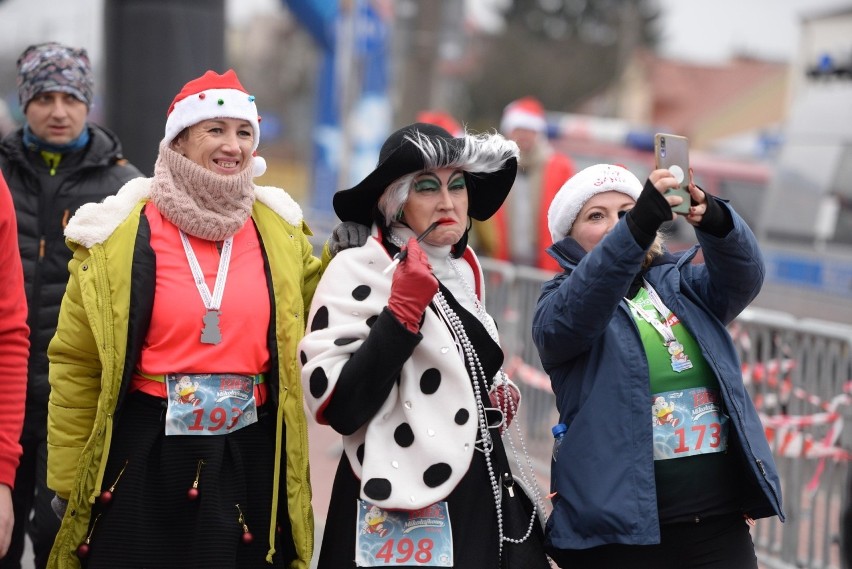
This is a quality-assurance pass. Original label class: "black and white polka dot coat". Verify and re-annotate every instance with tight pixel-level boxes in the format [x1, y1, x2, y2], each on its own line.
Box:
[299, 234, 499, 510]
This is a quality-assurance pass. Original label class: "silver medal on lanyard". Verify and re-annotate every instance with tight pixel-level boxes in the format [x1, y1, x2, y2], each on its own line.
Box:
[626, 279, 693, 373]
[179, 230, 233, 345]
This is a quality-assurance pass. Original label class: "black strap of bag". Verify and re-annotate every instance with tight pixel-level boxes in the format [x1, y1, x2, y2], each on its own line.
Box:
[492, 430, 552, 569]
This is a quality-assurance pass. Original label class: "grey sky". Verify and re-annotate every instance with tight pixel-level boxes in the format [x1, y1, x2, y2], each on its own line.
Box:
[1, 0, 850, 71]
[655, 0, 851, 63]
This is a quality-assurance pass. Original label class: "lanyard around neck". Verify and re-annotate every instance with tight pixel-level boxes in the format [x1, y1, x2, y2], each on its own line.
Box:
[625, 279, 677, 344]
[179, 230, 233, 311]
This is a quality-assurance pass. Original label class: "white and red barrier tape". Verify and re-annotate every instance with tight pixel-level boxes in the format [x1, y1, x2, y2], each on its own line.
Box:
[509, 352, 851, 454]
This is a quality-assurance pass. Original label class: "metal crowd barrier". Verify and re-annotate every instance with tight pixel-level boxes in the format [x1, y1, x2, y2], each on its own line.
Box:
[478, 257, 852, 569]
[303, 210, 851, 568]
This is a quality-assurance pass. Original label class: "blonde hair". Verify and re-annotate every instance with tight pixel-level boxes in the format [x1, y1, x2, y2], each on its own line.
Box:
[643, 232, 666, 268]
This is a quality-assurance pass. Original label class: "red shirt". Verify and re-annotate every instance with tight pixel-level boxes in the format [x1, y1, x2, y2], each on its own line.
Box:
[137, 204, 271, 381]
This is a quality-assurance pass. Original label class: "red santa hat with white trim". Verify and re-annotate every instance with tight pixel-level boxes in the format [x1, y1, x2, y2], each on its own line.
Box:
[500, 96, 547, 134]
[163, 69, 266, 177]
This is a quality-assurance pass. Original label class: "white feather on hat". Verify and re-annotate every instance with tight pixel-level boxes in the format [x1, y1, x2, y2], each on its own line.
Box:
[547, 163, 643, 243]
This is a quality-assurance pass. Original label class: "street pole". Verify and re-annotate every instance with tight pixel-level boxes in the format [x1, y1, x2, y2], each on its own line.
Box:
[103, 0, 225, 175]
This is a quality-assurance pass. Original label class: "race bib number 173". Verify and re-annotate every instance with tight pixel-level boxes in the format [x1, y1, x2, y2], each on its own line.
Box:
[651, 387, 729, 460]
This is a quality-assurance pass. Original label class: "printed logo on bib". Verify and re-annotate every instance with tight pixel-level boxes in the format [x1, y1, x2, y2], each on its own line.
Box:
[165, 373, 258, 436]
[651, 387, 729, 461]
[355, 500, 453, 567]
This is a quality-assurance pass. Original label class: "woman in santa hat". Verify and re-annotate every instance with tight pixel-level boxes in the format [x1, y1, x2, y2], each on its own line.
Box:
[534, 163, 784, 568]
[46, 69, 321, 568]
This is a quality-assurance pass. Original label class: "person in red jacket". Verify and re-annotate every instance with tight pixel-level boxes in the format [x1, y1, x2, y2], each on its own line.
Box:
[0, 171, 29, 558]
[415, 109, 464, 137]
[474, 96, 574, 272]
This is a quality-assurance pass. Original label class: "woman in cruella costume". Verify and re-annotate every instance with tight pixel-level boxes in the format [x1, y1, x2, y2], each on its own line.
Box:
[299, 122, 551, 569]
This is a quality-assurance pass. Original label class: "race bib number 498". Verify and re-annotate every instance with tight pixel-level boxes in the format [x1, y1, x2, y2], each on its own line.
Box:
[355, 500, 453, 567]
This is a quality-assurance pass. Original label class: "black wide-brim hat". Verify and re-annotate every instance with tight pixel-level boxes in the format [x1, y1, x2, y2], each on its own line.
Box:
[333, 122, 517, 225]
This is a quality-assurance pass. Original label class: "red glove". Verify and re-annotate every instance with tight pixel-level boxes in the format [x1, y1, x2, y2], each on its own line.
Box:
[489, 376, 521, 433]
[387, 238, 438, 333]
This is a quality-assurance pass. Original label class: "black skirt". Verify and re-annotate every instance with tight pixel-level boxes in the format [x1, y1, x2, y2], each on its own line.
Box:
[81, 391, 296, 569]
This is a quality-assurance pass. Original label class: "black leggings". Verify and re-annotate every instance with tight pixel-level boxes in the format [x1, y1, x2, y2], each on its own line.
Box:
[547, 513, 758, 569]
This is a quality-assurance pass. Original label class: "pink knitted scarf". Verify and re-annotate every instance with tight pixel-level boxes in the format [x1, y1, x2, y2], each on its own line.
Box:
[150, 142, 255, 241]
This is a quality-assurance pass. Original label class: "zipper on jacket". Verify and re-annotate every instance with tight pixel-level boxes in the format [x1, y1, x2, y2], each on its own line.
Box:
[697, 335, 783, 517]
[40, 150, 62, 176]
[643, 285, 783, 520]
[38, 236, 46, 261]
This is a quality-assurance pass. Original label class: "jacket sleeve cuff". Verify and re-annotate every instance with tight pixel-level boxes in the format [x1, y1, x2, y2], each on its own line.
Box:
[626, 178, 671, 248]
[698, 194, 734, 237]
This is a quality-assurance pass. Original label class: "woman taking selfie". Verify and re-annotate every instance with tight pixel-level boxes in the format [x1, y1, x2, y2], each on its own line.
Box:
[533, 163, 783, 569]
[300, 123, 550, 568]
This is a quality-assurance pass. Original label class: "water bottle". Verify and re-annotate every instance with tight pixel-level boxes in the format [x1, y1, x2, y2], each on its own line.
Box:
[551, 423, 568, 461]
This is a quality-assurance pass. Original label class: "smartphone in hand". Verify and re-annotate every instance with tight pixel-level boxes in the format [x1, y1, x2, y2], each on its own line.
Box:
[654, 133, 691, 215]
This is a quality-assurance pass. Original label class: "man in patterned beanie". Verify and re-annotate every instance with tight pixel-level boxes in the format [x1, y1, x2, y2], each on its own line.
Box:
[16, 42, 94, 115]
[0, 42, 142, 569]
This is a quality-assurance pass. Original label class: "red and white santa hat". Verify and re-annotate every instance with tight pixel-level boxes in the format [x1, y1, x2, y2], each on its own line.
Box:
[415, 109, 464, 137]
[547, 163, 643, 243]
[500, 96, 547, 134]
[163, 69, 266, 177]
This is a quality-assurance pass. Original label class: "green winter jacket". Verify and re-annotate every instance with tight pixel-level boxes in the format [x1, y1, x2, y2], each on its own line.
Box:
[46, 177, 322, 568]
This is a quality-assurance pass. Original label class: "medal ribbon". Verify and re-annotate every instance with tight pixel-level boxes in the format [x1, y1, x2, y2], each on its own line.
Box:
[179, 230, 233, 313]
[624, 279, 677, 345]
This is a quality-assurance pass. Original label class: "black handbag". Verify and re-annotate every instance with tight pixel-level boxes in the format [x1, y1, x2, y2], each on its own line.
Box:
[496, 444, 552, 569]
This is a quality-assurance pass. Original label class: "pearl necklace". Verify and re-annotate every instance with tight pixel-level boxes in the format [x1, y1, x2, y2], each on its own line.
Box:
[432, 291, 544, 561]
[447, 256, 500, 343]
[444, 249, 546, 541]
[432, 290, 506, 555]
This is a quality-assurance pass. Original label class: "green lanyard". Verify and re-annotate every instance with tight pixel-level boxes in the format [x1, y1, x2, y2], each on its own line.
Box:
[40, 151, 62, 176]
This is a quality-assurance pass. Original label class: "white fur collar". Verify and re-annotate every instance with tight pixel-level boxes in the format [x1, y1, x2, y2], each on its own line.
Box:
[64, 177, 304, 248]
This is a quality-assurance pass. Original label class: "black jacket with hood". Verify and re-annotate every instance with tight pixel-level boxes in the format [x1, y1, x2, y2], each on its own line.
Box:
[0, 123, 142, 438]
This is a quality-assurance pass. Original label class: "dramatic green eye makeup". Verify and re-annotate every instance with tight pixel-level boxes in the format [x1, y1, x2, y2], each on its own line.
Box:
[413, 170, 466, 193]
[448, 173, 466, 191]
[414, 174, 441, 192]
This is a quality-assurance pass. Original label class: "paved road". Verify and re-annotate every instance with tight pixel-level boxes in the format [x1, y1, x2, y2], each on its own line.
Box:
[307, 413, 340, 569]
[20, 535, 34, 568]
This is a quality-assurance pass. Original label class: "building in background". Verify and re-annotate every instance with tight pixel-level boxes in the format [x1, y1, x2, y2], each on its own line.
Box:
[538, 5, 852, 324]
[575, 50, 789, 156]
[754, 5, 852, 324]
